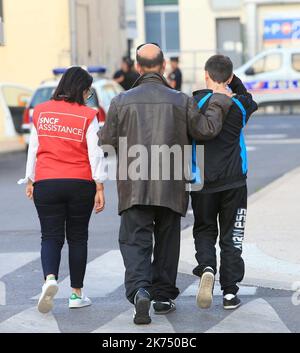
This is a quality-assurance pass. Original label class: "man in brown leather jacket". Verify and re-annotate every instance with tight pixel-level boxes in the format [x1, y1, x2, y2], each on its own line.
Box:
[98, 43, 232, 325]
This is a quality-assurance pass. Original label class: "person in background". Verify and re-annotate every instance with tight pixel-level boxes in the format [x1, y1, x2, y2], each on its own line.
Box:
[113, 56, 140, 91]
[99, 44, 232, 326]
[19, 67, 106, 314]
[168, 56, 182, 91]
[191, 55, 258, 311]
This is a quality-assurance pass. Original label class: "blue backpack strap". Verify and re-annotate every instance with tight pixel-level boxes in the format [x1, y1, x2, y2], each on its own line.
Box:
[191, 93, 213, 184]
[231, 97, 248, 174]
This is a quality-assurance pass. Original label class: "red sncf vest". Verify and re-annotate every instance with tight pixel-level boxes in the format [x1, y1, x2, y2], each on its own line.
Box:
[33, 100, 98, 182]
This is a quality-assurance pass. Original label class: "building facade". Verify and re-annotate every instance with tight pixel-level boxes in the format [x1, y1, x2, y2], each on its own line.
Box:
[0, 0, 126, 145]
[128, 0, 300, 91]
[0, 0, 127, 88]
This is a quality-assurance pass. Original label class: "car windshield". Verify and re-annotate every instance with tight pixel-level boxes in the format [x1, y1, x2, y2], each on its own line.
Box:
[30, 87, 55, 108]
[30, 87, 99, 108]
[97, 83, 123, 110]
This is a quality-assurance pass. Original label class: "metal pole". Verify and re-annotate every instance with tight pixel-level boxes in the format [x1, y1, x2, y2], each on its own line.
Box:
[69, 0, 77, 65]
[245, 0, 257, 60]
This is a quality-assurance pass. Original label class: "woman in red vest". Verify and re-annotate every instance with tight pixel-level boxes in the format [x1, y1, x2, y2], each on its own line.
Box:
[19, 67, 106, 313]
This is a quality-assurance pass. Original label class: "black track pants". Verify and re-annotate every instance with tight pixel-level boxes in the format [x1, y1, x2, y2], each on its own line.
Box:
[191, 186, 247, 295]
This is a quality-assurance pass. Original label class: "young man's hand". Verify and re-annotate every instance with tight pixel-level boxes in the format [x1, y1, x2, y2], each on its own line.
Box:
[94, 183, 105, 214]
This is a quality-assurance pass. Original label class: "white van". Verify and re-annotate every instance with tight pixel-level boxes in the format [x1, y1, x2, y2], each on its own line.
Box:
[235, 48, 300, 106]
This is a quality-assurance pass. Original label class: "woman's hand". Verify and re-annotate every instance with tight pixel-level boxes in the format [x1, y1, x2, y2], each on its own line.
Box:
[94, 183, 105, 214]
[26, 180, 34, 200]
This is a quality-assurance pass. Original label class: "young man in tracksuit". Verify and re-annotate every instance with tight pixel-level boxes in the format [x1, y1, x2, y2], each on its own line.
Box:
[191, 55, 258, 310]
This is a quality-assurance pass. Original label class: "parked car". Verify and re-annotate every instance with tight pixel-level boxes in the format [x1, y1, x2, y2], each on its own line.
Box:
[0, 83, 32, 140]
[235, 48, 300, 106]
[22, 66, 123, 145]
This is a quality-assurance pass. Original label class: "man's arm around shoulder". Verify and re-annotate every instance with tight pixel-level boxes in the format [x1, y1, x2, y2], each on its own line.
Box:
[187, 93, 232, 141]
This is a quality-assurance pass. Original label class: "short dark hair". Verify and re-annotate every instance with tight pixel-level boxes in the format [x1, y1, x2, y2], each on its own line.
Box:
[122, 56, 134, 69]
[52, 66, 93, 105]
[170, 57, 179, 63]
[205, 55, 233, 83]
[136, 43, 164, 68]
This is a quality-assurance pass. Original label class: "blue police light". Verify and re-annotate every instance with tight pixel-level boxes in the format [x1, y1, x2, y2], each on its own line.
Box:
[52, 66, 107, 77]
[87, 66, 107, 74]
[52, 68, 68, 76]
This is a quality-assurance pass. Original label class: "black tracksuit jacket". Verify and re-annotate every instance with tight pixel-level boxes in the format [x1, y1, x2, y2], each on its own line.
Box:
[193, 75, 258, 193]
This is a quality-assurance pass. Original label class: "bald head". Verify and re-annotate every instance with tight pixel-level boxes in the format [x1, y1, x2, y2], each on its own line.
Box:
[136, 43, 165, 75]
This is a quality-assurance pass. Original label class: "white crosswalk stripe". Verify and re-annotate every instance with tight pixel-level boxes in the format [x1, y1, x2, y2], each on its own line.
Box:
[0, 252, 40, 307]
[33, 250, 125, 299]
[93, 308, 175, 333]
[0, 243, 292, 333]
[182, 281, 257, 297]
[0, 252, 40, 279]
[206, 298, 290, 333]
[0, 281, 6, 305]
[0, 307, 60, 333]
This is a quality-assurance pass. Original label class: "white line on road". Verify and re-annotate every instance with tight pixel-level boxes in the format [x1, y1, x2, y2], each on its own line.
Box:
[0, 307, 61, 333]
[181, 281, 257, 297]
[246, 139, 300, 144]
[205, 299, 290, 333]
[246, 134, 287, 139]
[33, 250, 125, 299]
[0, 252, 40, 279]
[0, 281, 6, 305]
[93, 308, 175, 333]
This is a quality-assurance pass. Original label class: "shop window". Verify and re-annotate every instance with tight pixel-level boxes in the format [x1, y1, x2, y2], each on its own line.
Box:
[145, 1, 180, 53]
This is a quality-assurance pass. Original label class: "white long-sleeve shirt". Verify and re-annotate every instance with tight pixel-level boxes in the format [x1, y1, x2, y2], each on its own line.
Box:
[18, 116, 107, 184]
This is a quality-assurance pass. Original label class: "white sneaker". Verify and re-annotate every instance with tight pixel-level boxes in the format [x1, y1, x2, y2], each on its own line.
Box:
[69, 293, 92, 309]
[37, 279, 59, 314]
[196, 267, 215, 309]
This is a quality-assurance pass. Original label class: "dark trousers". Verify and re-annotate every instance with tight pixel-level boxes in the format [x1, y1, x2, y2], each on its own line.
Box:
[33, 180, 96, 289]
[119, 205, 181, 304]
[191, 186, 247, 295]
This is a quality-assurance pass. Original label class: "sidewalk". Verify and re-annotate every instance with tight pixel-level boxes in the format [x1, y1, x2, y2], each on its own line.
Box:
[180, 166, 300, 291]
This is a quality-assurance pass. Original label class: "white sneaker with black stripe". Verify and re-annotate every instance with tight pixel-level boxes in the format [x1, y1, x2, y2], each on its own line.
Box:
[223, 294, 241, 310]
[153, 300, 176, 315]
[196, 267, 215, 309]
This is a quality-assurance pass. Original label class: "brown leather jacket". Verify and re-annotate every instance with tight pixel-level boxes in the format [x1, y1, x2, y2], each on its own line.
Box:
[98, 73, 232, 216]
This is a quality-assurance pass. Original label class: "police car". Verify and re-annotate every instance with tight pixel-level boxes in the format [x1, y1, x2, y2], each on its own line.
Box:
[235, 48, 300, 106]
[22, 66, 123, 145]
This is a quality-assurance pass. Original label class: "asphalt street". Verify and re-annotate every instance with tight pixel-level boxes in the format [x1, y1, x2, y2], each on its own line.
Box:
[0, 113, 300, 333]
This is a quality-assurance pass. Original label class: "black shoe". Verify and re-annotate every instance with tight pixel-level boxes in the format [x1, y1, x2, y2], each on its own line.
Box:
[196, 267, 215, 309]
[153, 300, 176, 315]
[223, 295, 241, 310]
[133, 289, 151, 325]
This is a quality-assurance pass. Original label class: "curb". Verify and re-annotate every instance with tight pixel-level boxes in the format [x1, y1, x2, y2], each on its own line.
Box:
[248, 166, 300, 205]
[181, 166, 300, 291]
